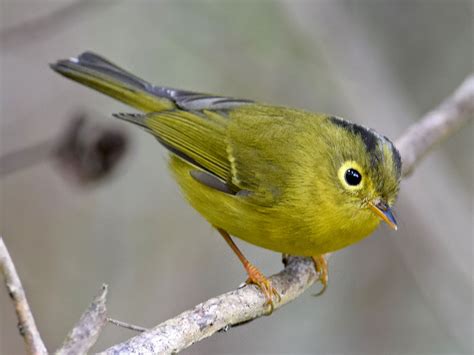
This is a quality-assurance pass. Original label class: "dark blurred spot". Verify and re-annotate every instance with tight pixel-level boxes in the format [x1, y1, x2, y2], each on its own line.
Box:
[55, 113, 129, 185]
[17, 322, 26, 336]
[6, 285, 15, 299]
[218, 324, 231, 333]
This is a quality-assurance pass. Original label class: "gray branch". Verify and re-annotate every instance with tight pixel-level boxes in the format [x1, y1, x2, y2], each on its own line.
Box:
[396, 75, 474, 176]
[56, 285, 108, 355]
[103, 74, 474, 354]
[0, 236, 48, 355]
[103, 257, 317, 354]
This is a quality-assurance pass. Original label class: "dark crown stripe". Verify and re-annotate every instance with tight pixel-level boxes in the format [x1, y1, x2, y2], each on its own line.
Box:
[389, 143, 402, 177]
[328, 116, 378, 154]
[329, 116, 402, 177]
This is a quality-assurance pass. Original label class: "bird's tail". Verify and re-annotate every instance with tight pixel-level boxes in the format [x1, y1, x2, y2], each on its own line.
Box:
[50, 51, 178, 113]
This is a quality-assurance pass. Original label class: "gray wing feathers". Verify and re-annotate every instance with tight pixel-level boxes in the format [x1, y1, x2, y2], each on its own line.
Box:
[173, 94, 254, 111]
[190, 170, 234, 194]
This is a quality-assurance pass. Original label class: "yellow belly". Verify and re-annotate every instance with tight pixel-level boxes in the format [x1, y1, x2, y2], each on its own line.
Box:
[169, 156, 380, 256]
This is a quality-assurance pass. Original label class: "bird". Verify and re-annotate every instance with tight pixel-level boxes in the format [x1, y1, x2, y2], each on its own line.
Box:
[50, 51, 401, 311]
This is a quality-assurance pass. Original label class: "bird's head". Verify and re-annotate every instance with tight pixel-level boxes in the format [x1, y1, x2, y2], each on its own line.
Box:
[323, 116, 402, 231]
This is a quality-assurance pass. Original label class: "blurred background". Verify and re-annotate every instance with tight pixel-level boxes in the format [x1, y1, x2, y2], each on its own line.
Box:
[1, 0, 472, 354]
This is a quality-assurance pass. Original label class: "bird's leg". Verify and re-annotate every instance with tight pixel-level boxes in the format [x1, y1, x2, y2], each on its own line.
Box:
[216, 228, 281, 313]
[311, 254, 329, 296]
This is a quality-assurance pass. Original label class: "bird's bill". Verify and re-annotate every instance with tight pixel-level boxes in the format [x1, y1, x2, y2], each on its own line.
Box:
[369, 201, 398, 230]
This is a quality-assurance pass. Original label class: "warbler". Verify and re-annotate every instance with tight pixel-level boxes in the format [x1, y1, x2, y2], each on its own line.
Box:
[51, 52, 401, 310]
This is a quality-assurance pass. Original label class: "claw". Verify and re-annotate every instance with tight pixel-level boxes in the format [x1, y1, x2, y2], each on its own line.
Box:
[245, 262, 281, 314]
[311, 255, 328, 296]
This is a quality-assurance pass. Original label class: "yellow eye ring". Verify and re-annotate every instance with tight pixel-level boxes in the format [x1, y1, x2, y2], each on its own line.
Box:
[338, 161, 364, 191]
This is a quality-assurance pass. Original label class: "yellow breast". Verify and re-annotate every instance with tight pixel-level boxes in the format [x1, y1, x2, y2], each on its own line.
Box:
[170, 156, 380, 256]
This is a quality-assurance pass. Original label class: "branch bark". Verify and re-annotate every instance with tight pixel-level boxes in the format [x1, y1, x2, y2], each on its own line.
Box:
[56, 285, 108, 355]
[103, 76, 474, 354]
[396, 75, 474, 176]
[0, 236, 48, 355]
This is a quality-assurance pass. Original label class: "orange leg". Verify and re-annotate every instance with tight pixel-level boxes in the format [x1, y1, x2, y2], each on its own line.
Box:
[311, 254, 329, 296]
[216, 228, 281, 313]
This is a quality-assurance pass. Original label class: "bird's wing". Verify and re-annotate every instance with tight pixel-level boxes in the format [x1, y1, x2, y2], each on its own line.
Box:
[115, 109, 235, 189]
[52, 52, 307, 202]
[116, 105, 310, 203]
[225, 105, 311, 202]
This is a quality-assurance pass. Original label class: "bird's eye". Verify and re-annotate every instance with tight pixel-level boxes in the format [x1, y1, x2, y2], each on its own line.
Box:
[338, 161, 364, 191]
[345, 168, 362, 186]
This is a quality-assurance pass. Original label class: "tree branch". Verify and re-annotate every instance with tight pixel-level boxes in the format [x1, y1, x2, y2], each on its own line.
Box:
[103, 76, 474, 354]
[396, 75, 474, 176]
[0, 236, 48, 355]
[107, 317, 149, 333]
[56, 285, 108, 355]
[104, 257, 317, 354]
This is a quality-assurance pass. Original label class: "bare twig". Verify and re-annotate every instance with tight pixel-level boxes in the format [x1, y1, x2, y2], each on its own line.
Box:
[104, 257, 316, 354]
[396, 75, 474, 176]
[103, 75, 474, 354]
[56, 284, 108, 355]
[0, 141, 55, 177]
[107, 318, 149, 333]
[0, 236, 48, 355]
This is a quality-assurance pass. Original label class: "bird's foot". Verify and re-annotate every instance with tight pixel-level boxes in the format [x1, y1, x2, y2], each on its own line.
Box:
[244, 262, 281, 314]
[311, 254, 329, 296]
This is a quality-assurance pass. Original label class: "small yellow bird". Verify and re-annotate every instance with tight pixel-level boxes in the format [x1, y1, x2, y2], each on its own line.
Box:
[51, 52, 401, 310]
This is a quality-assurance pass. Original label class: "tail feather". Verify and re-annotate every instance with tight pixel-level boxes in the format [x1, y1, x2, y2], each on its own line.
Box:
[50, 52, 249, 184]
[51, 51, 254, 113]
[112, 112, 151, 131]
[68, 52, 154, 94]
[50, 51, 177, 112]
